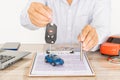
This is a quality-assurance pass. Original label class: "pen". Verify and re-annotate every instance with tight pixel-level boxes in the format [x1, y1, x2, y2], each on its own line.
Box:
[80, 42, 83, 61]
[45, 1, 48, 6]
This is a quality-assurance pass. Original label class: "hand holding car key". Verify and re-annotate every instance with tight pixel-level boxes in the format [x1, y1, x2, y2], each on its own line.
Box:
[45, 2, 57, 44]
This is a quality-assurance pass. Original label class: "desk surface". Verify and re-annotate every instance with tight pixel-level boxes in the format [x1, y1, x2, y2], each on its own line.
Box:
[0, 44, 120, 80]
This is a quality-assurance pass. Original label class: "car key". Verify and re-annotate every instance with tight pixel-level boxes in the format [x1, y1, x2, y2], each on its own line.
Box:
[45, 23, 57, 44]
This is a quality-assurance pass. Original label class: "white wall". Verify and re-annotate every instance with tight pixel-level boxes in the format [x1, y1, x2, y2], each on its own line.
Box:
[111, 0, 120, 35]
[0, 0, 45, 43]
[0, 0, 120, 43]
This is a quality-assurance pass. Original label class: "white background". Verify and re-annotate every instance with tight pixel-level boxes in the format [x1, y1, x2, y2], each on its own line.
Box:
[0, 0, 120, 43]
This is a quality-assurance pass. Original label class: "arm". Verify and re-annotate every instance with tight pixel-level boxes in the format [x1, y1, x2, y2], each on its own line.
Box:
[90, 0, 111, 51]
[91, 0, 111, 44]
[78, 0, 111, 51]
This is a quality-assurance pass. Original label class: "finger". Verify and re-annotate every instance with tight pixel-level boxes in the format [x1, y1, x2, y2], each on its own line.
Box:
[29, 13, 49, 27]
[31, 11, 50, 22]
[28, 7, 50, 21]
[81, 25, 92, 41]
[29, 14, 40, 27]
[78, 34, 82, 42]
[43, 6, 52, 22]
[83, 27, 95, 47]
[84, 33, 98, 51]
[43, 6, 52, 15]
[34, 3, 52, 19]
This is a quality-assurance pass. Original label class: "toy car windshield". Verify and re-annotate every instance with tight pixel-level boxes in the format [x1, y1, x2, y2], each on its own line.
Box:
[53, 55, 60, 60]
[107, 37, 120, 44]
[48, 54, 60, 60]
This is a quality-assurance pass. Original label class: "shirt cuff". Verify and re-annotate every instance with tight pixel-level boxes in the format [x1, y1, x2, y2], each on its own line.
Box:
[20, 11, 40, 30]
[89, 24, 110, 51]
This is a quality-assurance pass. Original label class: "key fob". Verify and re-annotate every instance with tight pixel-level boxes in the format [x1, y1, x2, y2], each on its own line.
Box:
[45, 23, 57, 44]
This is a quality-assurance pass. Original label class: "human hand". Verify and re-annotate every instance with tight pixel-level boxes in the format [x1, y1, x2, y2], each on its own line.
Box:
[28, 2, 52, 27]
[78, 25, 98, 51]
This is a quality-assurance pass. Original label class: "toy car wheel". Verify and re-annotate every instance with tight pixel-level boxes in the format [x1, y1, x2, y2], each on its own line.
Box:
[51, 62, 56, 66]
[46, 50, 50, 54]
[70, 51, 74, 53]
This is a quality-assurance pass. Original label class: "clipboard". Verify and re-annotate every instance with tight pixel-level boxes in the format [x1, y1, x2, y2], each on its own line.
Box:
[28, 52, 95, 76]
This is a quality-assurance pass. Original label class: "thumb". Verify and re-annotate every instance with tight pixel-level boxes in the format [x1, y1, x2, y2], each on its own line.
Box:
[78, 33, 83, 42]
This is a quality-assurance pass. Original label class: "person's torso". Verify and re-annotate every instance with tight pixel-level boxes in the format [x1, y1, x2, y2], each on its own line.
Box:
[44, 0, 95, 44]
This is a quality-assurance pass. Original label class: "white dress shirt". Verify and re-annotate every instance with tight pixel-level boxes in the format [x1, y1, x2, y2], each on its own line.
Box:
[20, 0, 111, 51]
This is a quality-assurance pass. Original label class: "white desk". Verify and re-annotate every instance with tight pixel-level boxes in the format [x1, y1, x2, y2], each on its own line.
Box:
[0, 44, 120, 80]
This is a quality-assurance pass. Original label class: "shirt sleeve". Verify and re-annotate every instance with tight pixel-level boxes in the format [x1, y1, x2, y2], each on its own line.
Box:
[90, 0, 111, 51]
[20, 0, 45, 30]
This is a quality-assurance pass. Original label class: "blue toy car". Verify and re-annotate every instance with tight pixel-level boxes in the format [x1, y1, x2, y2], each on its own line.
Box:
[45, 54, 64, 66]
